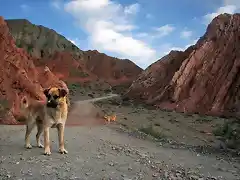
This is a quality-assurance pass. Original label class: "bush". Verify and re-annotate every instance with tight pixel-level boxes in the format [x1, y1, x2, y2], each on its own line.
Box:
[70, 69, 89, 77]
[16, 39, 22, 48]
[67, 82, 81, 90]
[139, 125, 165, 140]
[27, 44, 34, 53]
[0, 98, 10, 119]
[213, 119, 240, 150]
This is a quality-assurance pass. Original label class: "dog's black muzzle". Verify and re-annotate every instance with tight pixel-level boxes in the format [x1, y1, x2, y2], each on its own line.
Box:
[46, 100, 58, 108]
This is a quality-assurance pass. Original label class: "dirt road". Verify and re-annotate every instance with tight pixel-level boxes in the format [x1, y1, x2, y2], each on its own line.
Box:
[0, 95, 239, 180]
[75, 94, 119, 104]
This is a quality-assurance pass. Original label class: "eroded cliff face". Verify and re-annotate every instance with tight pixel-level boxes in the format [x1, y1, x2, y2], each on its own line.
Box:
[126, 13, 240, 117]
[126, 46, 195, 102]
[0, 17, 66, 124]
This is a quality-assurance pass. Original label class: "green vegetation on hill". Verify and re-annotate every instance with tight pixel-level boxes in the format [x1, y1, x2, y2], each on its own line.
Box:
[6, 19, 83, 58]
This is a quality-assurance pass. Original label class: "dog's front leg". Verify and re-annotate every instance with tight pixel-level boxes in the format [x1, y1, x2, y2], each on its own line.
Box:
[44, 127, 51, 155]
[57, 124, 68, 154]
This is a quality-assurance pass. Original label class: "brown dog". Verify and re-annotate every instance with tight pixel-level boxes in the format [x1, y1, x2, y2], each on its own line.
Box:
[17, 87, 69, 155]
[103, 114, 117, 123]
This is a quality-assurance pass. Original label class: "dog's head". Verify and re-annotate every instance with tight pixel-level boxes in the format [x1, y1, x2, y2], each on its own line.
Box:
[43, 87, 68, 108]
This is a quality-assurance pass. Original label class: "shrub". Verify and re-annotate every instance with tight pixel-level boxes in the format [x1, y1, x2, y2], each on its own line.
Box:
[70, 69, 89, 77]
[0, 98, 10, 119]
[213, 119, 240, 150]
[139, 125, 165, 140]
[16, 39, 22, 48]
[27, 44, 34, 53]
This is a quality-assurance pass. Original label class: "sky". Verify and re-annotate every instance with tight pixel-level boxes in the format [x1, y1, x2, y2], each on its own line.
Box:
[1, 0, 240, 69]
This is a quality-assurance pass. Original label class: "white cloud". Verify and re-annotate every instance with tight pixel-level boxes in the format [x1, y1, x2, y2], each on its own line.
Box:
[146, 13, 153, 19]
[163, 46, 184, 55]
[51, 0, 61, 9]
[224, 0, 240, 9]
[67, 37, 91, 50]
[64, 0, 156, 66]
[203, 0, 239, 25]
[203, 4, 238, 25]
[162, 38, 198, 56]
[124, 3, 140, 15]
[184, 38, 198, 49]
[20, 4, 30, 12]
[67, 37, 80, 47]
[153, 24, 175, 38]
[136, 32, 149, 38]
[89, 21, 156, 61]
[180, 30, 193, 39]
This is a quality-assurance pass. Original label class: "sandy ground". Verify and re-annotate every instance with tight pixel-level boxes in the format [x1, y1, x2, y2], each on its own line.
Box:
[0, 94, 240, 180]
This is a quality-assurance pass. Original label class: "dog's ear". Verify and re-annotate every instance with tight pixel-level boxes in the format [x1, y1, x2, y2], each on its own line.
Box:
[58, 88, 67, 97]
[43, 88, 50, 97]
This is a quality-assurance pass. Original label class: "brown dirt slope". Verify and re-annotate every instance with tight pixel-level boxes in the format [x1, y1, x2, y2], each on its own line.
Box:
[125, 13, 240, 117]
[0, 16, 67, 124]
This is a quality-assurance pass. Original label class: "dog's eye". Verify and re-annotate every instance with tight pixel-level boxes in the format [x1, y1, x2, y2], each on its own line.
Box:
[53, 95, 59, 99]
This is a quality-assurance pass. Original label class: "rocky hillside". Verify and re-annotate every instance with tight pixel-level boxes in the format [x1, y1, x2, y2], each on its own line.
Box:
[6, 19, 83, 59]
[83, 50, 142, 84]
[0, 16, 67, 124]
[6, 19, 142, 89]
[125, 13, 240, 117]
[125, 46, 195, 102]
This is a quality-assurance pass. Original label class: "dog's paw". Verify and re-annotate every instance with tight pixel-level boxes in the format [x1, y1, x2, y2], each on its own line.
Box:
[25, 144, 32, 149]
[44, 148, 51, 155]
[38, 144, 44, 148]
[59, 148, 68, 154]
[44, 151, 51, 155]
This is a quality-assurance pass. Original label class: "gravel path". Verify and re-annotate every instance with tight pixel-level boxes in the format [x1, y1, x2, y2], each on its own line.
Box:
[0, 95, 239, 180]
[75, 94, 118, 104]
[0, 125, 239, 180]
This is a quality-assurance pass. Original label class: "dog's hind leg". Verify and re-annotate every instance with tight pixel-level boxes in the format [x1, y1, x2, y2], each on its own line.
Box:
[25, 122, 35, 149]
[36, 123, 44, 148]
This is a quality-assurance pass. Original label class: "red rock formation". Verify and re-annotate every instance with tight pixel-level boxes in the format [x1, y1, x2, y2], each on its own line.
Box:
[34, 50, 142, 87]
[126, 13, 240, 117]
[34, 51, 98, 83]
[0, 16, 66, 124]
[126, 46, 195, 102]
[83, 50, 142, 85]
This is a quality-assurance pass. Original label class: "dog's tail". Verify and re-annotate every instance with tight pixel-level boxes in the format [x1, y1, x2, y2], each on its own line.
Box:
[14, 96, 29, 123]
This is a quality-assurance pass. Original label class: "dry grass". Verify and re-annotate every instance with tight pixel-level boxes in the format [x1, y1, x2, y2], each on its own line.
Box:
[213, 119, 240, 150]
[139, 125, 166, 140]
[0, 99, 10, 119]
